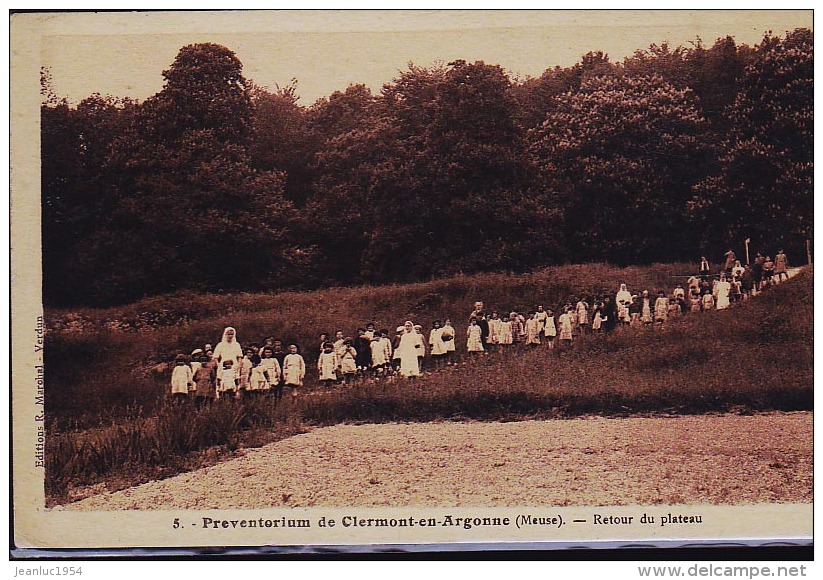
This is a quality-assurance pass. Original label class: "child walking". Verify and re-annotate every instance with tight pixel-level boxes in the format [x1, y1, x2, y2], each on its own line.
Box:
[170, 354, 193, 404]
[592, 304, 606, 333]
[218, 359, 238, 399]
[339, 338, 358, 385]
[498, 315, 513, 348]
[467, 318, 485, 354]
[192, 351, 217, 407]
[247, 354, 271, 396]
[282, 344, 306, 397]
[557, 306, 574, 348]
[525, 312, 541, 347]
[544, 309, 557, 350]
[317, 342, 339, 388]
[260, 346, 283, 401]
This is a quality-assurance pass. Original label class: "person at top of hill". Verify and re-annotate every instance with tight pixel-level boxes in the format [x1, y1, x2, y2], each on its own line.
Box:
[687, 274, 701, 296]
[774, 249, 789, 282]
[731, 260, 745, 280]
[689, 290, 702, 313]
[213, 327, 243, 371]
[752, 253, 765, 291]
[714, 272, 731, 310]
[740, 265, 754, 299]
[702, 288, 715, 311]
[723, 249, 737, 275]
[762, 256, 775, 286]
[699, 256, 711, 280]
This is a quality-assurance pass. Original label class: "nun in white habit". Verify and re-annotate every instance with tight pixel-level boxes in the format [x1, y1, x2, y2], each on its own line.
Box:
[616, 284, 633, 324]
[396, 321, 424, 378]
[213, 326, 243, 370]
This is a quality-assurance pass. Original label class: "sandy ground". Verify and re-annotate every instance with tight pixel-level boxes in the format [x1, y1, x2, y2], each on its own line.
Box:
[61, 412, 812, 510]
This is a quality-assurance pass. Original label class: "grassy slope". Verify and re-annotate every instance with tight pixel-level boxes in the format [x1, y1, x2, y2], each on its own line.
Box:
[46, 262, 699, 427]
[44, 264, 813, 504]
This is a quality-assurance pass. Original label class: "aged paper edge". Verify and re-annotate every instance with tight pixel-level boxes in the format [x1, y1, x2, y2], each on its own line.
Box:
[10, 9, 813, 552]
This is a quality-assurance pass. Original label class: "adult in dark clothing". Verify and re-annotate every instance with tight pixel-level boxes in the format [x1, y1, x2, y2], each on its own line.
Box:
[353, 328, 372, 372]
[740, 265, 754, 297]
[752, 253, 765, 290]
[699, 256, 711, 281]
[476, 312, 490, 350]
[271, 340, 287, 378]
[602, 295, 618, 333]
[723, 249, 736, 275]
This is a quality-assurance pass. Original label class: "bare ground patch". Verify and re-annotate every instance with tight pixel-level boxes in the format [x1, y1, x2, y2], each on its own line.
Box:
[60, 412, 812, 511]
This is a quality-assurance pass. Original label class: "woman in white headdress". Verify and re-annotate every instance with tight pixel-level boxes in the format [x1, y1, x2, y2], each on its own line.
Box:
[616, 284, 632, 324]
[396, 321, 424, 378]
[213, 326, 243, 370]
[714, 272, 731, 310]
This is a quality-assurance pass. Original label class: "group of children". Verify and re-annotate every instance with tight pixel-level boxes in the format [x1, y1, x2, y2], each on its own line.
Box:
[169, 328, 307, 405]
[317, 319, 462, 386]
[170, 252, 793, 400]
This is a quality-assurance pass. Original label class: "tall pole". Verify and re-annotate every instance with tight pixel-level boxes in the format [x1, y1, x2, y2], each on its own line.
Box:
[806, 239, 812, 265]
[744, 238, 751, 266]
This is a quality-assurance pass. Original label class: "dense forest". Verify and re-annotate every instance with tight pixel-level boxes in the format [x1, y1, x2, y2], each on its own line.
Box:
[41, 29, 813, 307]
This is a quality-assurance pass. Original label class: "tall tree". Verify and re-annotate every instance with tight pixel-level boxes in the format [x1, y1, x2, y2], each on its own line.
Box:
[690, 29, 813, 257]
[530, 73, 708, 264]
[54, 43, 294, 305]
[249, 82, 317, 206]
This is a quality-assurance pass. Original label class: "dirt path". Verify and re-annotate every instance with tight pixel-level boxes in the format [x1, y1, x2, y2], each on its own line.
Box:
[61, 412, 812, 511]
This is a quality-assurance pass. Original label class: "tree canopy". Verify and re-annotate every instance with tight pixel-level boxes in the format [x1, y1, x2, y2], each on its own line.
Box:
[41, 32, 813, 306]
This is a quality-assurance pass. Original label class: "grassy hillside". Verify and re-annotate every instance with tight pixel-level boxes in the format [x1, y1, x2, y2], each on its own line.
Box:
[43, 264, 813, 504]
[45, 262, 695, 427]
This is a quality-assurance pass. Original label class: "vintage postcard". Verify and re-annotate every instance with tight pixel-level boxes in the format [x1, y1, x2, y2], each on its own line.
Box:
[11, 9, 813, 554]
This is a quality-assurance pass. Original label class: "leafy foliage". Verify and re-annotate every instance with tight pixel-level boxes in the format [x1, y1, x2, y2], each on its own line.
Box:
[41, 31, 813, 306]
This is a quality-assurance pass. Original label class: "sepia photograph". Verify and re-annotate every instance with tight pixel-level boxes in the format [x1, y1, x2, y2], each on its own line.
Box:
[10, 8, 813, 553]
